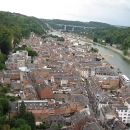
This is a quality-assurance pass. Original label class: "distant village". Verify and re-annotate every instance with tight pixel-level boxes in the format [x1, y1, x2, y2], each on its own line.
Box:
[2, 32, 130, 130]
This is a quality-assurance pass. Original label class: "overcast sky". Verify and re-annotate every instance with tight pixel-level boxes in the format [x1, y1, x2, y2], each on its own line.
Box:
[0, 0, 130, 26]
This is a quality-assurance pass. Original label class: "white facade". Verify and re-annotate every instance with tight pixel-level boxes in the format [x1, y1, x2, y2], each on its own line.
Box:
[116, 107, 130, 123]
[116, 101, 130, 123]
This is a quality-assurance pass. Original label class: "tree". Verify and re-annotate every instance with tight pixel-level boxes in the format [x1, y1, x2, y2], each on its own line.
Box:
[110, 66, 114, 69]
[19, 124, 31, 130]
[2, 87, 9, 93]
[38, 123, 46, 130]
[10, 97, 16, 102]
[123, 37, 130, 50]
[11, 124, 31, 130]
[0, 116, 7, 124]
[23, 112, 36, 130]
[2, 124, 10, 130]
[46, 58, 49, 62]
[93, 37, 98, 42]
[0, 105, 3, 116]
[27, 50, 38, 57]
[0, 98, 10, 115]
[0, 25, 12, 55]
[19, 101, 26, 118]
[124, 49, 128, 55]
[92, 48, 99, 53]
[0, 41, 12, 55]
[105, 36, 111, 43]
[8, 118, 26, 129]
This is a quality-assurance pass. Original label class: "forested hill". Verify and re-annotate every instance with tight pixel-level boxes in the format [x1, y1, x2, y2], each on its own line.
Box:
[75, 26, 130, 55]
[43, 19, 112, 29]
[0, 11, 48, 55]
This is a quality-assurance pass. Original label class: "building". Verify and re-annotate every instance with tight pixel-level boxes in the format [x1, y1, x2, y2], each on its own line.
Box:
[116, 98, 130, 124]
[5, 50, 31, 70]
[37, 80, 53, 99]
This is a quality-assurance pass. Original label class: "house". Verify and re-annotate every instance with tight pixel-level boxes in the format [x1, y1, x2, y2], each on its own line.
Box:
[95, 67, 119, 76]
[23, 84, 37, 100]
[10, 100, 55, 121]
[5, 50, 31, 69]
[72, 108, 92, 130]
[37, 80, 53, 99]
[70, 83, 84, 94]
[83, 43, 92, 52]
[1, 70, 21, 86]
[11, 80, 22, 91]
[83, 122, 102, 130]
[96, 76, 120, 90]
[61, 76, 68, 86]
[43, 115, 70, 128]
[116, 98, 130, 124]
[116, 106, 129, 123]
[66, 94, 89, 111]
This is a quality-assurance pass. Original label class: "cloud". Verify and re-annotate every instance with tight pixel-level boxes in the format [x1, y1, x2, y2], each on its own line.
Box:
[0, 0, 130, 26]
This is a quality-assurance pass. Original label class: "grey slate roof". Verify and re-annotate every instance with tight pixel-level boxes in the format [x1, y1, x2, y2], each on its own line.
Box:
[83, 122, 102, 130]
[18, 100, 49, 110]
[72, 108, 90, 124]
[116, 106, 128, 110]
[10, 102, 18, 112]
[67, 94, 88, 103]
[95, 67, 118, 76]
[45, 115, 65, 121]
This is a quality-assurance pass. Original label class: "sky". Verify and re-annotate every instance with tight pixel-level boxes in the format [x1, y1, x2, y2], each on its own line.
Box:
[0, 0, 130, 26]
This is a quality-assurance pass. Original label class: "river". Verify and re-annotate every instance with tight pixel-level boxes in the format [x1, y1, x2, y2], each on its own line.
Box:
[50, 31, 130, 79]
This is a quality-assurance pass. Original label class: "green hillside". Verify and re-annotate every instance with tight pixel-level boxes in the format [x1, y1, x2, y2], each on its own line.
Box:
[44, 19, 112, 30]
[0, 11, 48, 55]
[76, 26, 130, 55]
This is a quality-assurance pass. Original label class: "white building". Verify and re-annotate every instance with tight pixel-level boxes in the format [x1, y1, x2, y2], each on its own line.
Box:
[116, 99, 130, 124]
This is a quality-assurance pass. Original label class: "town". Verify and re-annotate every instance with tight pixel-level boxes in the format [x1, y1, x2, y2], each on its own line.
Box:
[2, 31, 130, 130]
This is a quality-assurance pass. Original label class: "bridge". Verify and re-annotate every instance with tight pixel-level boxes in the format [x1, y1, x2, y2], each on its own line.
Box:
[57, 24, 96, 31]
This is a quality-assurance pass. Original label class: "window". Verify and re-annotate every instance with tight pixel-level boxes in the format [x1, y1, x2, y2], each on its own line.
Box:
[124, 117, 126, 119]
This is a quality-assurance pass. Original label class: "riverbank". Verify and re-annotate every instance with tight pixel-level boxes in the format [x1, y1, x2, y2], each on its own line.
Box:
[69, 34, 130, 63]
[92, 42, 130, 63]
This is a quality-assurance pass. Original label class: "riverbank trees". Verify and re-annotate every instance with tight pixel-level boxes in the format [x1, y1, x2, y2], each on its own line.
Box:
[87, 27, 130, 48]
[75, 26, 130, 54]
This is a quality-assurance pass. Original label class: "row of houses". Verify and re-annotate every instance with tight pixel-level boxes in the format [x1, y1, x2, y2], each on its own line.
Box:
[3, 32, 130, 129]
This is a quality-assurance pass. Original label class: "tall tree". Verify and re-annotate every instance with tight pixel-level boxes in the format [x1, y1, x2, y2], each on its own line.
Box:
[23, 112, 36, 130]
[0, 25, 12, 55]
[0, 98, 10, 115]
[19, 101, 26, 118]
[93, 37, 98, 42]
